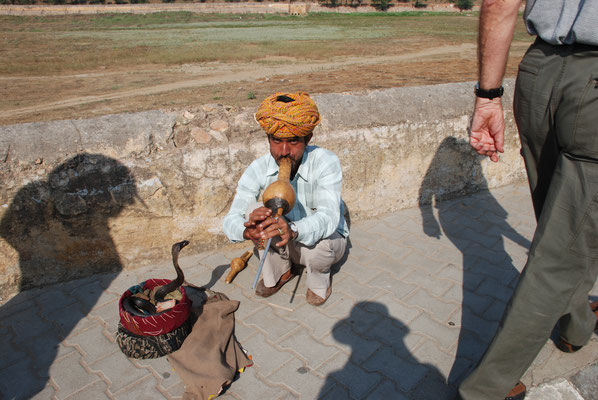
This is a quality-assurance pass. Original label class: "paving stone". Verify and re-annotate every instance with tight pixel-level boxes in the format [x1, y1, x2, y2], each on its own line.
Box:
[340, 257, 379, 280]
[369, 293, 421, 323]
[27, 331, 77, 374]
[46, 302, 94, 338]
[413, 340, 454, 379]
[367, 379, 408, 400]
[0, 358, 48, 399]
[282, 303, 340, 340]
[366, 252, 412, 280]
[317, 351, 383, 399]
[278, 329, 340, 369]
[460, 312, 499, 343]
[234, 320, 258, 343]
[88, 300, 120, 335]
[68, 281, 120, 311]
[244, 306, 301, 343]
[404, 288, 459, 322]
[63, 380, 110, 400]
[6, 307, 54, 344]
[66, 324, 118, 364]
[134, 355, 180, 391]
[50, 351, 101, 399]
[242, 332, 295, 377]
[164, 380, 186, 399]
[409, 314, 460, 349]
[89, 350, 150, 394]
[0, 334, 28, 368]
[437, 263, 464, 283]
[363, 346, 428, 392]
[483, 299, 508, 322]
[268, 357, 330, 399]
[344, 242, 383, 267]
[318, 381, 351, 400]
[475, 277, 514, 302]
[323, 321, 382, 364]
[35, 288, 78, 315]
[366, 221, 404, 240]
[226, 367, 289, 399]
[332, 275, 380, 302]
[403, 269, 454, 297]
[112, 375, 167, 399]
[373, 236, 417, 261]
[461, 271, 487, 292]
[365, 316, 424, 359]
[30, 382, 57, 400]
[342, 302, 385, 335]
[320, 292, 357, 319]
[367, 271, 418, 300]
[400, 250, 448, 276]
[409, 373, 458, 400]
[451, 330, 491, 362]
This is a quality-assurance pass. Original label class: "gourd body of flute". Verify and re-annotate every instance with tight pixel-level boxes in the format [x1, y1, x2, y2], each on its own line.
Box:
[225, 251, 252, 283]
[262, 157, 296, 215]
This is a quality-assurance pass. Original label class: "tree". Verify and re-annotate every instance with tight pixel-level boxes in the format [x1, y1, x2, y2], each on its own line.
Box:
[456, 0, 473, 11]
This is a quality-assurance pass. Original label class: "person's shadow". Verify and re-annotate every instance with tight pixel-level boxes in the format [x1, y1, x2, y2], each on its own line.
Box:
[0, 153, 137, 399]
[318, 301, 451, 399]
[418, 137, 531, 385]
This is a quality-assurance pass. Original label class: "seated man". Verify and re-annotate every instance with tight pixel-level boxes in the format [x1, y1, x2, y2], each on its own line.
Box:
[222, 92, 349, 306]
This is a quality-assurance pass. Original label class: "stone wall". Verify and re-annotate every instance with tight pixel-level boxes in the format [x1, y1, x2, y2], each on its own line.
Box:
[0, 80, 525, 298]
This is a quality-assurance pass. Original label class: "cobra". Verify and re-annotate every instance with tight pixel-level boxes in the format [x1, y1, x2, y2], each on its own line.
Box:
[123, 240, 189, 316]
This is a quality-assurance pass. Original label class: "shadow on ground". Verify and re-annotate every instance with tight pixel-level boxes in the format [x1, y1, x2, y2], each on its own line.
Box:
[419, 137, 531, 385]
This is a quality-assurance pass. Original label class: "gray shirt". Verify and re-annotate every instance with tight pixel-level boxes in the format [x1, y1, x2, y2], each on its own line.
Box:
[524, 0, 598, 46]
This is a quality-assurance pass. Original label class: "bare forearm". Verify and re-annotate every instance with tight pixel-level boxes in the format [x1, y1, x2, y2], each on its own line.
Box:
[478, 0, 522, 89]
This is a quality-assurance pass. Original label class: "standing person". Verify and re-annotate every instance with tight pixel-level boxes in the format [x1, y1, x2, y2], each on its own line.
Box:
[461, 1, 598, 399]
[222, 92, 348, 306]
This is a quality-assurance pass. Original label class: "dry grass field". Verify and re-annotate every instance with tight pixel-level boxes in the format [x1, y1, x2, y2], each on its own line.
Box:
[0, 11, 533, 125]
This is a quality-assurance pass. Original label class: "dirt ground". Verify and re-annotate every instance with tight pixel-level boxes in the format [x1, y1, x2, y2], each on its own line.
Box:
[0, 41, 530, 125]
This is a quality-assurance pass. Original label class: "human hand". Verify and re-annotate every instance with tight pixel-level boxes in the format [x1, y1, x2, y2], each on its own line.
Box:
[243, 206, 272, 245]
[258, 216, 294, 247]
[469, 97, 505, 162]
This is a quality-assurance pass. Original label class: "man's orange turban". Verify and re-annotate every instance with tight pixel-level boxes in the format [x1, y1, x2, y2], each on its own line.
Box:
[255, 92, 321, 138]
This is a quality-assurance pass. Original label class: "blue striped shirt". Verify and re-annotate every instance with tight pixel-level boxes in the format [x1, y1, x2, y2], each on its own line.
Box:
[222, 146, 349, 247]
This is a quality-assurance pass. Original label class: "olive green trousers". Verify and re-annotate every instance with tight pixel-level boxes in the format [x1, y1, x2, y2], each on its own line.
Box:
[459, 38, 598, 400]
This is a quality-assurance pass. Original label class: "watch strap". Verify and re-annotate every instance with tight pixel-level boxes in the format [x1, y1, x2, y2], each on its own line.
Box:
[475, 82, 504, 99]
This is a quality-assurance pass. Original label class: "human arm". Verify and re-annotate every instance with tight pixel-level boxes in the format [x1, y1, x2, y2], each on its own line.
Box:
[222, 159, 268, 242]
[470, 0, 522, 162]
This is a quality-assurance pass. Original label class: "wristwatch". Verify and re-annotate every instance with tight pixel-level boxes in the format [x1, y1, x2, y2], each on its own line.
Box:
[475, 82, 504, 99]
[288, 222, 298, 239]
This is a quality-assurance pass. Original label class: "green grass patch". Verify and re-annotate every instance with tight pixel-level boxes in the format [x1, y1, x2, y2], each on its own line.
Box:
[0, 11, 530, 75]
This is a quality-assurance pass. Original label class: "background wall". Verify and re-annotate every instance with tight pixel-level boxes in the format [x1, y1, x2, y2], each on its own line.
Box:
[0, 79, 525, 297]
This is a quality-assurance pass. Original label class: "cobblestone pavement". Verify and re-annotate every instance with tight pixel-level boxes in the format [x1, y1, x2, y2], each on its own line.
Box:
[1, 182, 597, 400]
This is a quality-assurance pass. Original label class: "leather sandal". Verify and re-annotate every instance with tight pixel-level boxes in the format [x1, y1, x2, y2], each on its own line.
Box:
[306, 286, 332, 306]
[255, 269, 295, 298]
[557, 301, 598, 353]
[505, 381, 526, 400]
[556, 338, 583, 353]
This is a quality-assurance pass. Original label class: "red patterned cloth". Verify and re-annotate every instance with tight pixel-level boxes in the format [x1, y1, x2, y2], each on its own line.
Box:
[119, 279, 191, 336]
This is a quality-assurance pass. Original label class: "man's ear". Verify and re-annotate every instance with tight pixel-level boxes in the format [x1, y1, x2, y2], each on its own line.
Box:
[305, 134, 313, 145]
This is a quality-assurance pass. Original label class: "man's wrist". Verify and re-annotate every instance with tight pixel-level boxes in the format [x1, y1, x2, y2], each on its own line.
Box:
[475, 82, 504, 99]
[288, 221, 298, 240]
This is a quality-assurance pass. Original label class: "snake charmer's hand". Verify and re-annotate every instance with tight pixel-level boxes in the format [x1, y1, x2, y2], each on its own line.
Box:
[243, 206, 272, 245]
[258, 216, 294, 247]
[469, 97, 505, 163]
